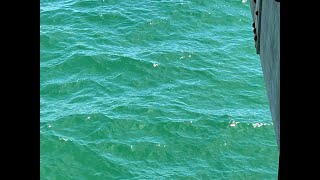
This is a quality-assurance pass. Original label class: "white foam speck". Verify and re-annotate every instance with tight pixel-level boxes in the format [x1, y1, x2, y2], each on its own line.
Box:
[156, 144, 160, 147]
[229, 120, 239, 127]
[153, 63, 159, 67]
[87, 116, 91, 120]
[59, 137, 68, 142]
[48, 125, 52, 128]
[224, 143, 227, 146]
[188, 55, 191, 57]
[253, 123, 263, 128]
[242, 0, 247, 3]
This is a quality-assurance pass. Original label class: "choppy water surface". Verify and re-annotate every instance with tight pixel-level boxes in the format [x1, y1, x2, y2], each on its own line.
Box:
[40, 0, 278, 179]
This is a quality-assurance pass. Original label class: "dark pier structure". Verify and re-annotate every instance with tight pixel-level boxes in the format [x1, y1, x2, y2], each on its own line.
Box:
[248, 0, 280, 177]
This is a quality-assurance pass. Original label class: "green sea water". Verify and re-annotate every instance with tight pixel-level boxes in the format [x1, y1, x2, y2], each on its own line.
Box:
[40, 0, 278, 179]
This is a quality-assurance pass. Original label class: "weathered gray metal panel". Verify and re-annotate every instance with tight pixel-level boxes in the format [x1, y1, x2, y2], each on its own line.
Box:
[249, 0, 280, 150]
